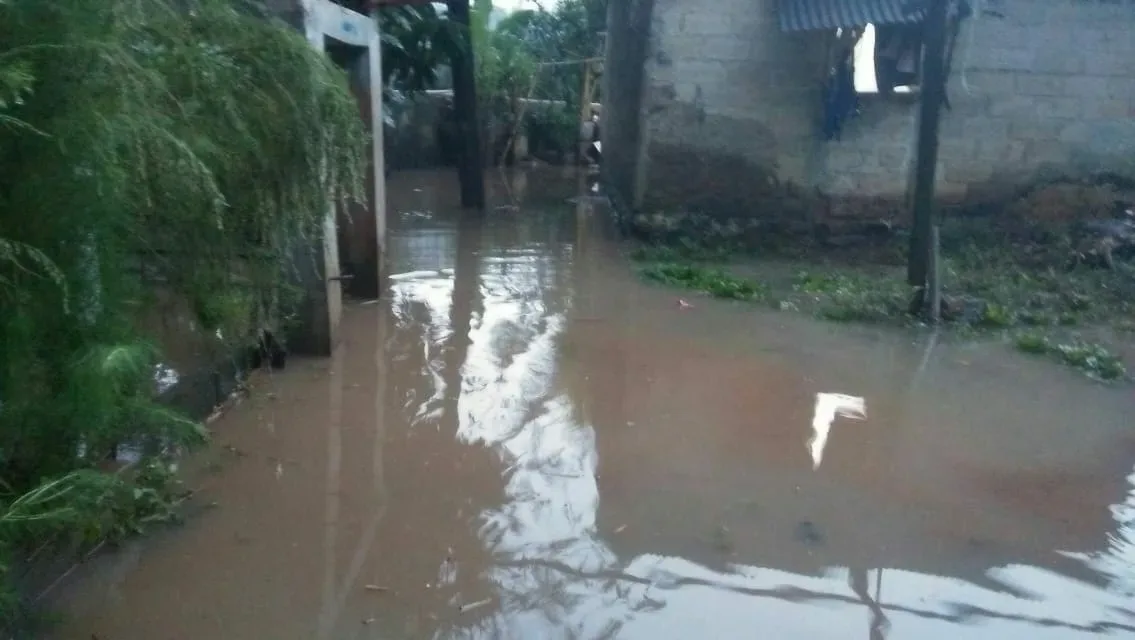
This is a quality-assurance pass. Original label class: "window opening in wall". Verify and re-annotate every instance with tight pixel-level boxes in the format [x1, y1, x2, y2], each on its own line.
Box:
[854, 24, 921, 96]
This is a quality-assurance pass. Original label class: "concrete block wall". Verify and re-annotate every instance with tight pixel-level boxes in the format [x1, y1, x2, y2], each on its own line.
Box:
[822, 0, 1135, 206]
[636, 0, 829, 218]
[602, 0, 655, 214]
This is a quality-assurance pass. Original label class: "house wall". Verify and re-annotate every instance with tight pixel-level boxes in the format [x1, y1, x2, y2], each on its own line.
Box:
[634, 0, 829, 219]
[605, 0, 1135, 223]
[602, 0, 655, 214]
[823, 0, 1135, 213]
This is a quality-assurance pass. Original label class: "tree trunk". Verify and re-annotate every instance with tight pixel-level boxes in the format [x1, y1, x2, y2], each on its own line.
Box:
[906, 0, 949, 289]
[446, 0, 486, 209]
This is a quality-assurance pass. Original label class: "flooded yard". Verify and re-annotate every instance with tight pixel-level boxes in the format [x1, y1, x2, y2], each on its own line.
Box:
[48, 169, 1135, 639]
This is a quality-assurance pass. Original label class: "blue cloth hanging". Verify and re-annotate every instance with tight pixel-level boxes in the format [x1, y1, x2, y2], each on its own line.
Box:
[822, 52, 859, 141]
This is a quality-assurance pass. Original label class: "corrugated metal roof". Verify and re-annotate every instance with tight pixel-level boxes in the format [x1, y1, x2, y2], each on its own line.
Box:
[778, 0, 927, 32]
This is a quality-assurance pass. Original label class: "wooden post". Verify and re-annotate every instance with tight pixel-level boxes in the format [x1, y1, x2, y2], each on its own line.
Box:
[928, 224, 941, 323]
[906, 0, 950, 290]
[446, 0, 486, 209]
[367, 3, 387, 290]
[578, 60, 594, 164]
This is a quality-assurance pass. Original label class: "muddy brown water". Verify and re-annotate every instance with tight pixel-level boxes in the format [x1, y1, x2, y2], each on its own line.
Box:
[47, 169, 1135, 639]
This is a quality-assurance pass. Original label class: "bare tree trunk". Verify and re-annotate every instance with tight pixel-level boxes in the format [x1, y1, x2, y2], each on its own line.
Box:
[446, 0, 486, 209]
[907, 0, 948, 292]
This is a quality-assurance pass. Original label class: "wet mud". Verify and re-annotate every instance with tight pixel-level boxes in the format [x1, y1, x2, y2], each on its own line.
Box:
[47, 169, 1135, 640]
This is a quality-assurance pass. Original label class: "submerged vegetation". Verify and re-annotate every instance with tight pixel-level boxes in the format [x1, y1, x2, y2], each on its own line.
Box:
[640, 262, 766, 301]
[1013, 333, 1126, 381]
[629, 185, 1135, 381]
[0, 0, 365, 623]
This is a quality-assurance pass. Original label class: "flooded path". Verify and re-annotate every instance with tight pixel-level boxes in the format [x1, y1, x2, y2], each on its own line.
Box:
[50, 169, 1135, 639]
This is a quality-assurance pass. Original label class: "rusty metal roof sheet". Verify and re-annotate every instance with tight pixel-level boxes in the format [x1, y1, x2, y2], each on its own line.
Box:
[778, 0, 927, 32]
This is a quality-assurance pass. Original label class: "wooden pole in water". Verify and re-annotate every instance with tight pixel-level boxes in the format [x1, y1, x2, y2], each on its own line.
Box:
[446, 0, 486, 209]
[578, 59, 594, 165]
[906, 0, 950, 295]
[928, 224, 942, 323]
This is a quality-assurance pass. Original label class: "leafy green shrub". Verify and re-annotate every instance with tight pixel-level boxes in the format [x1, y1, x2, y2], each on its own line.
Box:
[0, 0, 366, 620]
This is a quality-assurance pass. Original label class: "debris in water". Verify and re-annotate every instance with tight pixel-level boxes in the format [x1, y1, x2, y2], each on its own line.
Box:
[438, 547, 457, 585]
[365, 584, 389, 592]
[795, 520, 825, 547]
[614, 524, 628, 534]
[807, 393, 866, 469]
[677, 298, 693, 309]
[458, 598, 493, 613]
[712, 524, 734, 553]
[363, 617, 375, 625]
[222, 444, 247, 458]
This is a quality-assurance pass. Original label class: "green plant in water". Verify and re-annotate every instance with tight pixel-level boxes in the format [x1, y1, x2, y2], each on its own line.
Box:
[791, 270, 908, 324]
[977, 302, 1014, 328]
[1013, 332, 1126, 380]
[640, 262, 766, 301]
[794, 270, 856, 295]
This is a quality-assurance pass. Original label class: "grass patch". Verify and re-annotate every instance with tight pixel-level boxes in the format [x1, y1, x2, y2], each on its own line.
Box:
[640, 262, 766, 301]
[1013, 332, 1127, 380]
[792, 270, 909, 324]
[629, 240, 735, 264]
[626, 235, 1134, 381]
[945, 246, 1135, 330]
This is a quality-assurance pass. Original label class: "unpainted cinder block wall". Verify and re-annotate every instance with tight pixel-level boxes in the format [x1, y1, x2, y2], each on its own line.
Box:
[605, 0, 1135, 223]
[821, 0, 1135, 211]
[602, 0, 655, 214]
[635, 0, 828, 218]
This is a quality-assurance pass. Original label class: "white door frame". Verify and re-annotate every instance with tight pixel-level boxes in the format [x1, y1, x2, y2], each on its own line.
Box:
[301, 0, 387, 348]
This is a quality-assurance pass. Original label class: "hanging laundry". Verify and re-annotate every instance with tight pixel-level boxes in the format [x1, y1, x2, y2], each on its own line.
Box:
[821, 47, 859, 141]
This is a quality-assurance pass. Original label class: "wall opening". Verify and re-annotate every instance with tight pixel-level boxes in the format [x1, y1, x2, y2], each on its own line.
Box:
[853, 24, 922, 97]
[327, 37, 380, 299]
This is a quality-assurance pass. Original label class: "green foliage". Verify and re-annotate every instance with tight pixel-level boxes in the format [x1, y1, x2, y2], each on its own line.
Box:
[786, 270, 906, 324]
[0, 462, 190, 623]
[474, 0, 607, 160]
[1014, 332, 1127, 381]
[943, 247, 1134, 332]
[377, 0, 606, 159]
[522, 103, 576, 155]
[496, 0, 607, 106]
[0, 0, 366, 619]
[380, 3, 460, 92]
[377, 3, 461, 126]
[640, 262, 767, 301]
[474, 19, 538, 115]
[469, 0, 539, 160]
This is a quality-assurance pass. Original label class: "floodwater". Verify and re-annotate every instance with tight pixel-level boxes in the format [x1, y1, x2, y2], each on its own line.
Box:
[49, 169, 1135, 639]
